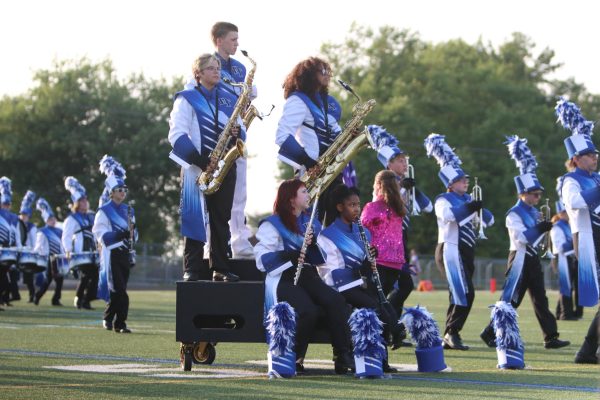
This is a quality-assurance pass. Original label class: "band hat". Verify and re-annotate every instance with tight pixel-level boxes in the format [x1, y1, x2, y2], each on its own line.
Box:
[64, 176, 87, 203]
[368, 125, 405, 168]
[98, 154, 127, 192]
[0, 176, 13, 205]
[424, 133, 468, 188]
[505, 135, 544, 194]
[36, 197, 54, 223]
[555, 97, 598, 158]
[19, 190, 36, 216]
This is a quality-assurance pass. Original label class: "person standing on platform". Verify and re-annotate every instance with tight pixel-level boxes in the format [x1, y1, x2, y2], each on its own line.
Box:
[168, 53, 245, 282]
[62, 177, 98, 310]
[480, 135, 569, 350]
[554, 98, 600, 363]
[94, 155, 137, 334]
[18, 190, 37, 303]
[424, 133, 494, 350]
[33, 198, 64, 306]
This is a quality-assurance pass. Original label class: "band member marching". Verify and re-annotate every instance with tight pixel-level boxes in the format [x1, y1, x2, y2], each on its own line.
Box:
[62, 176, 98, 310]
[555, 97, 600, 363]
[18, 190, 38, 303]
[254, 179, 355, 374]
[0, 177, 21, 308]
[370, 125, 433, 345]
[424, 134, 494, 350]
[168, 53, 246, 282]
[480, 135, 569, 349]
[33, 198, 65, 306]
[94, 155, 137, 333]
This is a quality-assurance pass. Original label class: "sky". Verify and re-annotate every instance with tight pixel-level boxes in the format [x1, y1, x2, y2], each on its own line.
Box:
[2, 0, 599, 216]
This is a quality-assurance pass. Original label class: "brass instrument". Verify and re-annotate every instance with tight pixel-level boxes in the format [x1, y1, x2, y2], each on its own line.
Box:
[196, 78, 249, 195]
[539, 198, 554, 259]
[301, 80, 376, 201]
[406, 158, 419, 216]
[470, 177, 487, 240]
[293, 184, 323, 286]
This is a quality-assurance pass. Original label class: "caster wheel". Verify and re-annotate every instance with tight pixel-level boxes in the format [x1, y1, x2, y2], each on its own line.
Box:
[180, 343, 193, 371]
[192, 342, 216, 365]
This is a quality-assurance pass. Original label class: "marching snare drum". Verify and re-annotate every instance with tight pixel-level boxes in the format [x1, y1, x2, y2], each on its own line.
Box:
[18, 249, 43, 273]
[33, 254, 49, 273]
[0, 247, 18, 268]
[53, 254, 70, 277]
[69, 251, 99, 273]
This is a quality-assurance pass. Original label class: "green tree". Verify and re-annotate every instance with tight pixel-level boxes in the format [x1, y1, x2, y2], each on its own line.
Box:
[0, 58, 182, 245]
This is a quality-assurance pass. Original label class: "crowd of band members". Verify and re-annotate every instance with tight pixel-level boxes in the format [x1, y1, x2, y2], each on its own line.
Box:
[1, 21, 597, 366]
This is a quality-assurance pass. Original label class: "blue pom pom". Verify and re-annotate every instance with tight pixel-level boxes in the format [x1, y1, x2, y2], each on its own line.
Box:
[424, 133, 462, 168]
[504, 135, 538, 174]
[20, 190, 36, 212]
[0, 177, 12, 196]
[368, 125, 400, 150]
[555, 97, 595, 136]
[64, 176, 86, 197]
[401, 305, 443, 349]
[99, 154, 127, 178]
[349, 308, 386, 359]
[265, 302, 296, 356]
[491, 301, 523, 351]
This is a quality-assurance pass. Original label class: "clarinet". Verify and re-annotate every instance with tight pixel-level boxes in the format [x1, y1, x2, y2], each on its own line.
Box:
[356, 217, 389, 305]
[127, 204, 136, 267]
[293, 186, 323, 286]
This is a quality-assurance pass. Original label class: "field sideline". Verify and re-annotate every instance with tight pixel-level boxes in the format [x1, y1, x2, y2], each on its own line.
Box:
[0, 289, 598, 399]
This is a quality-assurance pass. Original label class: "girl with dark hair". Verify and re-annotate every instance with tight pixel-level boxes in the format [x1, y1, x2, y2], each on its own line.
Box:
[254, 179, 354, 374]
[317, 184, 401, 371]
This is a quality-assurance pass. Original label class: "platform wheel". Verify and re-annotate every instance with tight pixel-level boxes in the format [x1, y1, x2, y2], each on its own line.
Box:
[180, 343, 193, 371]
[192, 342, 216, 365]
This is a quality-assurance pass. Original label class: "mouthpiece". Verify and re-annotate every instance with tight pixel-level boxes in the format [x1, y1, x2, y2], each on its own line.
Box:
[241, 50, 248, 57]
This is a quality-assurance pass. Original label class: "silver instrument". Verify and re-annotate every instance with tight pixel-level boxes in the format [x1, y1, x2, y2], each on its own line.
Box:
[470, 177, 487, 240]
[539, 198, 555, 259]
[293, 184, 323, 286]
[406, 158, 419, 216]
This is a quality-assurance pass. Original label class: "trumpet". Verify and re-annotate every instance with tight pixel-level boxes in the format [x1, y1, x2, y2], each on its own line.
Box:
[470, 177, 487, 240]
[405, 158, 419, 216]
[539, 198, 555, 259]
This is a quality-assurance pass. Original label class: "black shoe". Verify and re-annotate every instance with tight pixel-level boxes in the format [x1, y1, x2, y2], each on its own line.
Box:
[558, 315, 579, 321]
[391, 324, 409, 350]
[295, 363, 305, 375]
[81, 302, 94, 310]
[115, 327, 132, 333]
[212, 271, 240, 282]
[334, 351, 354, 374]
[33, 296, 40, 306]
[103, 320, 113, 330]
[480, 325, 496, 348]
[51, 301, 63, 307]
[382, 360, 398, 373]
[10, 295, 21, 301]
[544, 338, 570, 349]
[443, 333, 469, 350]
[574, 340, 599, 364]
[183, 271, 200, 282]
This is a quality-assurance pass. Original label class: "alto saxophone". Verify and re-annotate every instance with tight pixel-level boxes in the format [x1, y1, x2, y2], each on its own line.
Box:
[196, 78, 249, 195]
[301, 80, 376, 201]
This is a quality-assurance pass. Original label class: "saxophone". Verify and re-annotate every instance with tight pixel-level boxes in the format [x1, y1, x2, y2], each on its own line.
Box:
[196, 78, 249, 195]
[240, 50, 259, 128]
[301, 81, 376, 201]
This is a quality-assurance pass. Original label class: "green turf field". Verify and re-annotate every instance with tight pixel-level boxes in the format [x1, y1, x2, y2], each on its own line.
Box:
[0, 289, 598, 399]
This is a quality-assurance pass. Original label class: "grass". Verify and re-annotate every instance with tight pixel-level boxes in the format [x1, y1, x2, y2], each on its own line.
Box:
[0, 288, 598, 399]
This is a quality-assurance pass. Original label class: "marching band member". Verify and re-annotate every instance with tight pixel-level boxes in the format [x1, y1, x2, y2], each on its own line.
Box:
[275, 57, 343, 221]
[370, 125, 432, 345]
[424, 134, 493, 350]
[94, 155, 137, 333]
[168, 53, 245, 282]
[254, 179, 354, 374]
[33, 198, 64, 306]
[554, 98, 599, 363]
[550, 199, 581, 320]
[184, 22, 256, 259]
[62, 176, 98, 310]
[0, 177, 21, 308]
[480, 135, 568, 349]
[18, 190, 37, 303]
[317, 183, 398, 371]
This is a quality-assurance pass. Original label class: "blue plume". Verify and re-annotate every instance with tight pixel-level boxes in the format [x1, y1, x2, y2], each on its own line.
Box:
[348, 308, 386, 359]
[400, 305, 443, 349]
[0, 177, 12, 197]
[491, 301, 523, 351]
[20, 190, 36, 213]
[99, 154, 127, 178]
[36, 198, 54, 221]
[64, 176, 86, 196]
[504, 135, 538, 174]
[424, 133, 462, 168]
[265, 302, 296, 356]
[555, 97, 594, 136]
[368, 125, 399, 150]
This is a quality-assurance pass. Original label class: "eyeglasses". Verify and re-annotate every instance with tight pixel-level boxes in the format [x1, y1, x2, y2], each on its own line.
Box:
[202, 66, 221, 72]
[320, 68, 333, 77]
[114, 188, 128, 193]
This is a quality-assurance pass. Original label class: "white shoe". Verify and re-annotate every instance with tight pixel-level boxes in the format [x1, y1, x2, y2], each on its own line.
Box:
[232, 246, 254, 259]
